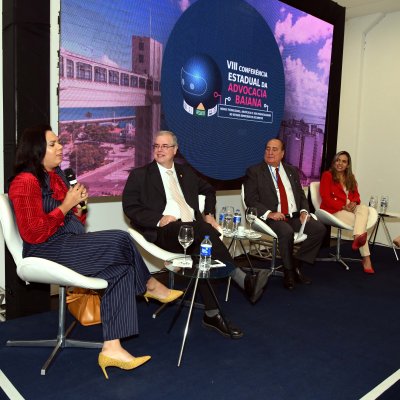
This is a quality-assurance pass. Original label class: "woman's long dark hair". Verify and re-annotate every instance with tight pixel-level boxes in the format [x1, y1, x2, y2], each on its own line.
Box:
[10, 124, 52, 188]
[329, 150, 357, 192]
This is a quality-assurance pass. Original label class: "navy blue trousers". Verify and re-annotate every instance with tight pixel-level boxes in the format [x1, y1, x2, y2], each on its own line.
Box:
[24, 230, 151, 341]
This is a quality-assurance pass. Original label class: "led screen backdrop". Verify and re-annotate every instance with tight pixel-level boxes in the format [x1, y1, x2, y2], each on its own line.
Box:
[59, 0, 334, 196]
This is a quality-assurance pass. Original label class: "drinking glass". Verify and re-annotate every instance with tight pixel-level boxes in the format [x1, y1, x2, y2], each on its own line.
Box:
[178, 225, 194, 265]
[245, 207, 257, 238]
[380, 195, 389, 214]
[224, 206, 234, 237]
[368, 195, 378, 209]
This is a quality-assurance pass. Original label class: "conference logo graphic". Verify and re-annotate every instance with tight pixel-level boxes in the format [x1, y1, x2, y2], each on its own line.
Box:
[181, 54, 221, 117]
[181, 53, 271, 122]
[161, 0, 285, 180]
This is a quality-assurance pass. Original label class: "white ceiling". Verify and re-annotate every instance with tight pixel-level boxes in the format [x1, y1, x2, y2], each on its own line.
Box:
[334, 0, 400, 19]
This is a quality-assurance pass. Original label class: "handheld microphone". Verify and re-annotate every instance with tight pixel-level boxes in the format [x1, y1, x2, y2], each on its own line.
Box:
[64, 168, 88, 214]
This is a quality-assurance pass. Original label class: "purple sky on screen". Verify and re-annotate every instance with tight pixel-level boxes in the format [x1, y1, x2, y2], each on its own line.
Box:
[248, 0, 333, 119]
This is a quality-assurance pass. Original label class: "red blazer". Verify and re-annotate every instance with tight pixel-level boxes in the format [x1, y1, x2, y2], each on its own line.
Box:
[319, 171, 360, 214]
[9, 171, 86, 244]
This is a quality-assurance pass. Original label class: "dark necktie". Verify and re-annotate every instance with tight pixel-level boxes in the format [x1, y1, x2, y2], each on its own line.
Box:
[275, 168, 289, 215]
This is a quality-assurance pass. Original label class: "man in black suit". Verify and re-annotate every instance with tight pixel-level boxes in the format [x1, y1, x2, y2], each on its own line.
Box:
[244, 138, 326, 290]
[123, 130, 269, 338]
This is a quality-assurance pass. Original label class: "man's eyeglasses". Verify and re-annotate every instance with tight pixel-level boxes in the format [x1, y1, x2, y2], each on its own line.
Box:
[152, 144, 176, 150]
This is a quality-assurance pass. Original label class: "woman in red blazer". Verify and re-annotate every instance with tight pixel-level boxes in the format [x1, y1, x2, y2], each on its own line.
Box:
[320, 151, 374, 273]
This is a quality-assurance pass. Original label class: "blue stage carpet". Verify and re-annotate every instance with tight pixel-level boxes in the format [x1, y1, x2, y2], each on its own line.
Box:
[1, 244, 400, 399]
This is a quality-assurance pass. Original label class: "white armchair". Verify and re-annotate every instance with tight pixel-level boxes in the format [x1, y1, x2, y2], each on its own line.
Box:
[127, 195, 206, 268]
[309, 181, 378, 270]
[127, 195, 207, 315]
[0, 194, 108, 375]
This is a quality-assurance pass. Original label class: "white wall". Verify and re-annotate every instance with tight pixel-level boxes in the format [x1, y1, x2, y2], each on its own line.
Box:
[338, 11, 400, 245]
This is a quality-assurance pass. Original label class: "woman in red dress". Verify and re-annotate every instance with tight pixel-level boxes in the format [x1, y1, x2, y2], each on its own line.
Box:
[319, 151, 374, 274]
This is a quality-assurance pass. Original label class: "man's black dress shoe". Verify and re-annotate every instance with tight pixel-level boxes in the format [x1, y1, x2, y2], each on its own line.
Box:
[283, 269, 295, 290]
[244, 270, 270, 304]
[292, 258, 312, 284]
[294, 267, 312, 284]
[202, 314, 244, 339]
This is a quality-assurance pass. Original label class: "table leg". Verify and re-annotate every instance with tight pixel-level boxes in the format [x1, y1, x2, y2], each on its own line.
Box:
[369, 216, 381, 250]
[224, 276, 231, 302]
[227, 236, 236, 253]
[177, 270, 201, 367]
[152, 271, 176, 319]
[225, 238, 238, 302]
[381, 217, 399, 261]
[238, 239, 255, 275]
[168, 275, 195, 334]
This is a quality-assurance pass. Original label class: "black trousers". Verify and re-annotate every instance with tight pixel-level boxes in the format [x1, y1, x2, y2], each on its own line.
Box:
[155, 220, 234, 310]
[265, 217, 326, 270]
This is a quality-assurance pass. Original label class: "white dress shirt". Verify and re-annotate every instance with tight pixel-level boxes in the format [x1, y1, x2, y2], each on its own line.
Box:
[261, 163, 306, 219]
[157, 162, 195, 221]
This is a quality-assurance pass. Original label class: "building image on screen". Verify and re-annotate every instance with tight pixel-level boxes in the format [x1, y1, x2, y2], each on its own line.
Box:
[58, 0, 336, 195]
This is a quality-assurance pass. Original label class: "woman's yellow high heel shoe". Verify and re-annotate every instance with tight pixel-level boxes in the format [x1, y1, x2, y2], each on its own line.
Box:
[143, 289, 183, 304]
[98, 352, 151, 379]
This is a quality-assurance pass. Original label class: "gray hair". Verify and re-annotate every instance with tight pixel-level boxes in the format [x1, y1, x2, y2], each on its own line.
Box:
[154, 130, 178, 146]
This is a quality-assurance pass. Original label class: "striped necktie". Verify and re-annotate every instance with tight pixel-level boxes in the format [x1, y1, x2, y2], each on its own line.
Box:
[166, 170, 193, 222]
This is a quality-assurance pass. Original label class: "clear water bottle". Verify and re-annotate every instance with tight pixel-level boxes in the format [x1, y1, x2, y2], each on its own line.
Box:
[380, 195, 389, 214]
[224, 206, 234, 236]
[368, 195, 378, 209]
[199, 235, 212, 271]
[233, 209, 242, 234]
[218, 206, 226, 230]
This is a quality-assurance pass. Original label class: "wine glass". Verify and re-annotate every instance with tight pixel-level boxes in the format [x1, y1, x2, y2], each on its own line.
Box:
[245, 207, 257, 238]
[178, 225, 194, 265]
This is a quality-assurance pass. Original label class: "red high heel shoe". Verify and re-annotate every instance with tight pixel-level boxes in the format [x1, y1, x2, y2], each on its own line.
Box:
[361, 258, 375, 274]
[352, 232, 367, 251]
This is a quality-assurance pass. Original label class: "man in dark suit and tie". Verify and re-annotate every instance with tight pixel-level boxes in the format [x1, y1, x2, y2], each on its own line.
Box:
[122, 130, 269, 338]
[244, 138, 326, 290]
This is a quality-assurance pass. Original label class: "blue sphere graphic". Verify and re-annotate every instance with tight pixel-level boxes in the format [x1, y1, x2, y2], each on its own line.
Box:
[181, 54, 221, 109]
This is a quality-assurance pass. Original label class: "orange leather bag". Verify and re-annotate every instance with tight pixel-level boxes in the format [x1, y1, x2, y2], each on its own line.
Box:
[66, 288, 101, 326]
